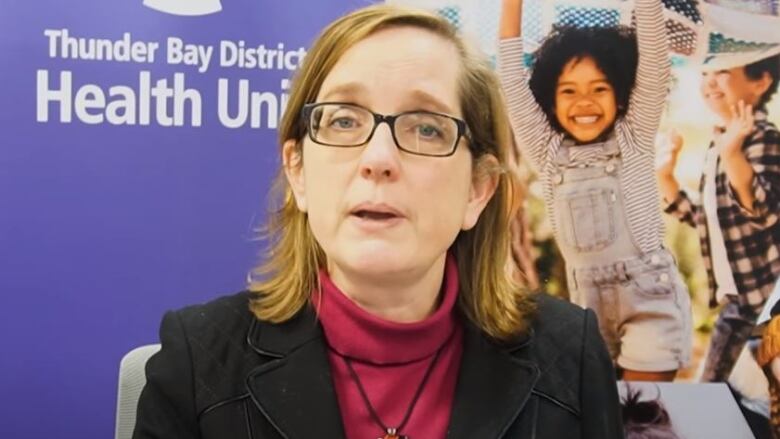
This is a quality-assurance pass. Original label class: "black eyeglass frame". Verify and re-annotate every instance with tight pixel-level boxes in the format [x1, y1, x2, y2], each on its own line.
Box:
[301, 102, 471, 157]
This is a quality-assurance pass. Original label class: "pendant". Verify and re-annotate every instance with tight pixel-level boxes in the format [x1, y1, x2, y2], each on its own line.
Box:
[378, 427, 408, 439]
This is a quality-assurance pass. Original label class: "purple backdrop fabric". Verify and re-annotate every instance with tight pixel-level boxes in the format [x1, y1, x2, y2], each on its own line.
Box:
[0, 1, 371, 437]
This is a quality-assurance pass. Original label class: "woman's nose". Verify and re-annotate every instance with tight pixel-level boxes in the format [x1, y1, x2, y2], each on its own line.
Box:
[358, 123, 401, 181]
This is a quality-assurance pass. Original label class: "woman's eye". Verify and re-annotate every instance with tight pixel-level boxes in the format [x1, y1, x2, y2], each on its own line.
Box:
[560, 89, 575, 95]
[330, 117, 358, 129]
[417, 124, 441, 138]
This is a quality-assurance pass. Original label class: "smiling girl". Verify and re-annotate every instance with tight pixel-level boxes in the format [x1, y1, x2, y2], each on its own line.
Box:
[499, 0, 691, 381]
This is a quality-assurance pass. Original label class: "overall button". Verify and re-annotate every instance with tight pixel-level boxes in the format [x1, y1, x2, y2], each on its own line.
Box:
[658, 273, 670, 282]
[605, 163, 616, 173]
[553, 173, 563, 184]
[650, 254, 661, 264]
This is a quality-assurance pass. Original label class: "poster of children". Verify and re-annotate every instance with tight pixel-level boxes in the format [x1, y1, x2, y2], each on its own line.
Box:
[388, 0, 780, 437]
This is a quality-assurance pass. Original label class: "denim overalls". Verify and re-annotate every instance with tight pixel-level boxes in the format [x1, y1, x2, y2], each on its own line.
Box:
[551, 137, 692, 371]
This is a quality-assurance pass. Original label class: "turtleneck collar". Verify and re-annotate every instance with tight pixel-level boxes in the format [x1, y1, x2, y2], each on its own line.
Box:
[314, 252, 459, 365]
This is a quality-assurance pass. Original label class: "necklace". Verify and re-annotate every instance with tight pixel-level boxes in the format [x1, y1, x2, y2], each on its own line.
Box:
[341, 337, 449, 439]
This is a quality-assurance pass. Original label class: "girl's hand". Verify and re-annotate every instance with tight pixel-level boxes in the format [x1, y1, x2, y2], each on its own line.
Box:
[720, 100, 754, 158]
[655, 129, 683, 180]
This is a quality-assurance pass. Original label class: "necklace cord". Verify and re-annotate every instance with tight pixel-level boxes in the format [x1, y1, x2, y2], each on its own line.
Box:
[341, 328, 455, 436]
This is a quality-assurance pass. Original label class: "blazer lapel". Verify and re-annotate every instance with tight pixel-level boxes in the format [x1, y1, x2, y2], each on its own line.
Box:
[245, 308, 347, 439]
[447, 324, 539, 439]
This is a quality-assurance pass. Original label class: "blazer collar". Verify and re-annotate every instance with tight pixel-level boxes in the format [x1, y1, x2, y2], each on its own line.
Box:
[245, 304, 347, 439]
[446, 322, 539, 439]
[246, 304, 322, 358]
[245, 306, 541, 439]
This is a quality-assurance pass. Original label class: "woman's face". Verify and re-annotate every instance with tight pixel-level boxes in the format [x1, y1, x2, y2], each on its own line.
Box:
[554, 56, 617, 143]
[284, 26, 495, 283]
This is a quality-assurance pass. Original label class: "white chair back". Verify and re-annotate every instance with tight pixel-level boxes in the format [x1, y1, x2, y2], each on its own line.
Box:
[114, 344, 161, 439]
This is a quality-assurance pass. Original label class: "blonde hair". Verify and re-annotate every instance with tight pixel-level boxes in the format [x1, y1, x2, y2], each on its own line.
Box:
[249, 4, 535, 341]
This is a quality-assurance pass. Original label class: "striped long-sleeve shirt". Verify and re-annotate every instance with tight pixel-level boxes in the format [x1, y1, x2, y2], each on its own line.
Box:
[498, 0, 670, 255]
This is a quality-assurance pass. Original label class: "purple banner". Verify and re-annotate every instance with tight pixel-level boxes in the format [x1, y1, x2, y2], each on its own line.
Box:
[0, 1, 370, 437]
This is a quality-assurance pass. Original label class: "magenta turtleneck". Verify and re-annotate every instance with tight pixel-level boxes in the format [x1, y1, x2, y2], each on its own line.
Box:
[315, 253, 464, 439]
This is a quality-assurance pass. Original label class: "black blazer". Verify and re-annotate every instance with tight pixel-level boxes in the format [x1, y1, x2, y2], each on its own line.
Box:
[133, 291, 624, 439]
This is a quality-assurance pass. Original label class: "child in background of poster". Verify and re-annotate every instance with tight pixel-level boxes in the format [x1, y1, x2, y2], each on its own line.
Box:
[657, 53, 780, 384]
[658, 50, 780, 435]
[498, 0, 692, 381]
[759, 294, 780, 437]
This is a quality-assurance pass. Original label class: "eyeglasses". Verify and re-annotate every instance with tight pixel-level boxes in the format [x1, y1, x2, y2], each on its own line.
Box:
[301, 102, 470, 157]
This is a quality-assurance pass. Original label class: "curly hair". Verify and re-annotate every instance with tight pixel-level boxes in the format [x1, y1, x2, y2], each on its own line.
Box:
[744, 53, 780, 111]
[620, 384, 681, 439]
[528, 25, 638, 133]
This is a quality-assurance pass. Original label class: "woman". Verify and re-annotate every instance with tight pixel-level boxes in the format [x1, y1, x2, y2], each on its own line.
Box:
[132, 5, 622, 439]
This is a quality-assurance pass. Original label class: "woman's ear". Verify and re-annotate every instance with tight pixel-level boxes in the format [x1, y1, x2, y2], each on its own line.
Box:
[283, 139, 307, 212]
[462, 154, 500, 230]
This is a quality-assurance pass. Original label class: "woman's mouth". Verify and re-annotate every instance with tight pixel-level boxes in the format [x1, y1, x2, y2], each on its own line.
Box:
[348, 203, 405, 231]
[352, 210, 399, 220]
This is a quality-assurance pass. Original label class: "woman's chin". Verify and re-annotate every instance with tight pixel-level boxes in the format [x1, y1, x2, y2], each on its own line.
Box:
[332, 243, 417, 278]
[346, 251, 408, 276]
